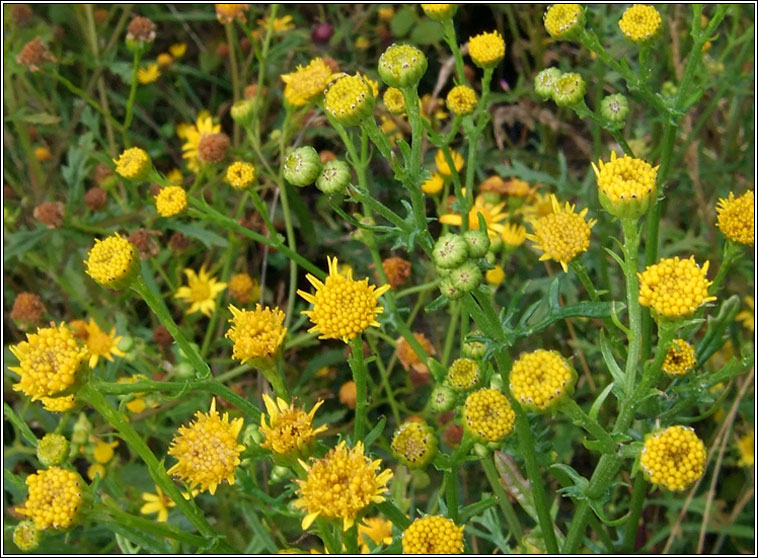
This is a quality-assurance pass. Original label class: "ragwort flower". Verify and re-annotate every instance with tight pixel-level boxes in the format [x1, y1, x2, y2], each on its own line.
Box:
[281, 57, 338, 107]
[83, 318, 125, 368]
[640, 425, 706, 491]
[543, 4, 585, 40]
[592, 151, 659, 218]
[113, 147, 151, 180]
[181, 113, 222, 173]
[137, 63, 160, 84]
[323, 74, 376, 126]
[439, 194, 508, 237]
[226, 304, 287, 362]
[716, 190, 754, 246]
[84, 233, 140, 290]
[638, 256, 715, 319]
[17, 467, 83, 530]
[259, 394, 327, 456]
[463, 388, 516, 442]
[619, 4, 662, 43]
[359, 517, 394, 553]
[154, 186, 187, 217]
[174, 266, 227, 317]
[662, 339, 696, 377]
[467, 31, 505, 68]
[226, 161, 256, 190]
[510, 349, 576, 411]
[402, 515, 464, 554]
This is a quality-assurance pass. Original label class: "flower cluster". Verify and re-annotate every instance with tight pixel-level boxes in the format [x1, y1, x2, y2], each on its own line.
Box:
[463, 388, 516, 442]
[638, 257, 715, 319]
[640, 425, 706, 491]
[260, 394, 327, 456]
[402, 515, 464, 554]
[226, 304, 287, 362]
[17, 467, 83, 530]
[510, 350, 575, 411]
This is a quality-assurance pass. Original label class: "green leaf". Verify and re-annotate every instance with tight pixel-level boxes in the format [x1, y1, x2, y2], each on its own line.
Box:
[589, 381, 616, 420]
[362, 416, 387, 448]
[165, 222, 229, 248]
[390, 6, 416, 37]
[599, 332, 625, 389]
[410, 19, 445, 45]
[3, 228, 49, 263]
[425, 294, 449, 312]
[696, 295, 741, 364]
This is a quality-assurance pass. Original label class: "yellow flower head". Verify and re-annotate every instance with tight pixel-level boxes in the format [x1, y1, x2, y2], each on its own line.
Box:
[167, 398, 245, 494]
[174, 266, 227, 317]
[468, 30, 505, 68]
[619, 4, 662, 43]
[228, 272, 260, 304]
[520, 191, 555, 221]
[526, 195, 596, 272]
[113, 147, 151, 180]
[662, 339, 696, 377]
[510, 349, 575, 411]
[226, 304, 287, 362]
[93, 440, 119, 464]
[447, 357, 479, 391]
[294, 440, 393, 531]
[439, 194, 508, 236]
[83, 318, 125, 368]
[736, 428, 754, 467]
[543, 4, 584, 40]
[84, 233, 140, 289]
[359, 517, 393, 553]
[13, 521, 39, 551]
[638, 256, 715, 319]
[324, 74, 376, 126]
[154, 186, 188, 217]
[182, 113, 222, 173]
[383, 87, 406, 115]
[253, 14, 295, 38]
[501, 223, 527, 248]
[17, 467, 83, 530]
[137, 63, 160, 84]
[463, 388, 516, 442]
[421, 172, 444, 195]
[402, 515, 464, 554]
[41, 394, 76, 413]
[435, 148, 464, 177]
[169, 43, 187, 58]
[226, 161, 256, 190]
[391, 419, 437, 468]
[592, 151, 658, 217]
[640, 425, 706, 491]
[298, 256, 390, 343]
[486, 265, 506, 285]
[421, 4, 457, 20]
[34, 146, 52, 162]
[716, 190, 754, 246]
[446, 85, 477, 116]
[215, 3, 248, 24]
[281, 58, 338, 107]
[10, 324, 88, 401]
[157, 53, 173, 68]
[260, 394, 327, 455]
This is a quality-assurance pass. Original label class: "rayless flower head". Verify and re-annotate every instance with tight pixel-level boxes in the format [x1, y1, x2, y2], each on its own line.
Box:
[17, 467, 83, 530]
[446, 85, 477, 116]
[324, 74, 376, 126]
[662, 339, 696, 377]
[294, 440, 392, 530]
[113, 147, 151, 180]
[420, 4, 457, 20]
[37, 433, 69, 467]
[619, 4, 662, 44]
[383, 87, 406, 115]
[228, 272, 260, 304]
[391, 419, 437, 468]
[281, 57, 338, 107]
[83, 318, 125, 368]
[174, 266, 227, 317]
[226, 304, 287, 362]
[283, 146, 322, 187]
[463, 388, 516, 442]
[215, 4, 248, 24]
[298, 256, 390, 343]
[402, 515, 464, 554]
[10, 324, 88, 401]
[543, 4, 585, 40]
[551, 72, 586, 107]
[154, 186, 187, 217]
[640, 425, 706, 491]
[716, 190, 754, 246]
[378, 44, 428, 88]
[226, 161, 256, 190]
[534, 67, 563, 99]
[468, 31, 505, 69]
[638, 256, 715, 320]
[260, 394, 327, 456]
[447, 357, 480, 391]
[167, 398, 245, 495]
[592, 151, 658, 218]
[13, 521, 40, 551]
[526, 195, 595, 272]
[510, 349, 576, 411]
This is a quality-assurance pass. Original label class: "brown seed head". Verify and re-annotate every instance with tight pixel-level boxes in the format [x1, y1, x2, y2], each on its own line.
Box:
[33, 201, 64, 228]
[127, 16, 156, 43]
[84, 187, 107, 211]
[10, 293, 46, 330]
[11, 5, 34, 27]
[94, 162, 113, 185]
[197, 132, 230, 163]
[17, 37, 56, 72]
[381, 257, 412, 288]
[128, 228, 160, 259]
[168, 231, 190, 252]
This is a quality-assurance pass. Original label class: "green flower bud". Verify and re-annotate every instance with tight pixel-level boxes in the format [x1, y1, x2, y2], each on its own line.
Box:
[488, 232, 503, 253]
[661, 80, 677, 99]
[449, 261, 483, 293]
[447, 357, 480, 391]
[71, 413, 92, 447]
[600, 94, 629, 125]
[37, 433, 69, 467]
[270, 464, 292, 483]
[463, 229, 490, 258]
[13, 521, 40, 552]
[430, 384, 457, 413]
[485, 252, 496, 265]
[174, 361, 194, 379]
[117, 336, 134, 353]
[391, 420, 438, 468]
[316, 160, 352, 194]
[230, 98, 256, 125]
[462, 334, 487, 360]
[378, 43, 428, 88]
[552, 72, 586, 107]
[243, 424, 264, 446]
[439, 277, 465, 300]
[534, 67, 563, 100]
[433, 233, 469, 269]
[283, 146, 322, 187]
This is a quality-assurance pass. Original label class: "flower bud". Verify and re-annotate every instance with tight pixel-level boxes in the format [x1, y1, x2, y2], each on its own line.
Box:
[37, 433, 69, 467]
[324, 74, 376, 126]
[230, 98, 255, 125]
[592, 151, 658, 219]
[378, 44, 428, 88]
[430, 385, 457, 413]
[447, 357, 480, 391]
[71, 413, 92, 447]
[439, 277, 464, 301]
[463, 229, 490, 258]
[551, 72, 586, 107]
[383, 87, 406, 115]
[84, 234, 141, 290]
[13, 521, 39, 551]
[446, 85, 477, 116]
[316, 160, 351, 194]
[449, 261, 482, 293]
[421, 4, 458, 21]
[391, 420, 438, 468]
[468, 31, 505, 69]
[543, 4, 585, 41]
[433, 233, 469, 269]
[283, 146, 322, 187]
[174, 361, 194, 379]
[600, 94, 629, 126]
[270, 465, 292, 483]
[462, 335, 487, 360]
[534, 67, 562, 99]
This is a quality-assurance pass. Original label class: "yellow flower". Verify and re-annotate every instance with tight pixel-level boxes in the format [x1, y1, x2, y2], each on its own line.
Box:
[391, 420, 437, 468]
[294, 440, 392, 530]
[486, 265, 506, 285]
[12, 521, 39, 551]
[640, 425, 706, 491]
[735, 296, 754, 332]
[182, 113, 222, 173]
[526, 195, 596, 272]
[215, 3, 248, 24]
[440, 194, 509, 236]
[468, 30, 505, 68]
[543, 4, 584, 40]
[169, 43, 187, 58]
[226, 304, 287, 362]
[87, 463, 106, 481]
[592, 151, 658, 217]
[324, 74, 376, 126]
[167, 398, 245, 494]
[167, 168, 183, 185]
[17, 467, 82, 530]
[510, 349, 575, 411]
[463, 388, 516, 442]
[93, 439, 119, 464]
[260, 394, 327, 455]
[447, 357, 479, 391]
[140, 485, 175, 523]
[157, 53, 173, 68]
[355, 36, 370, 50]
[520, 191, 554, 220]
[736, 428, 754, 467]
[34, 146, 51, 162]
[155, 186, 188, 217]
[298, 256, 390, 343]
[501, 223, 526, 247]
[226, 161, 256, 190]
[10, 324, 88, 401]
[383, 87, 406, 115]
[377, 7, 394, 22]
[254, 14, 295, 36]
[41, 395, 76, 413]
[137, 63, 160, 84]
[118, 375, 151, 414]
[174, 266, 227, 316]
[358, 517, 393, 553]
[83, 318, 125, 368]
[228, 272, 260, 304]
[662, 339, 696, 377]
[422, 173, 444, 195]
[716, 190, 754, 246]
[84, 233, 140, 289]
[434, 148, 464, 177]
[402, 515, 464, 554]
[113, 147, 151, 180]
[619, 4, 662, 43]
[281, 58, 338, 107]
[420, 4, 457, 20]
[638, 256, 715, 319]
[446, 85, 477, 116]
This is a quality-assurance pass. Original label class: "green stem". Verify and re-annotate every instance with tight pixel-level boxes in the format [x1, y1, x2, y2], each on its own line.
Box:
[123, 50, 142, 133]
[620, 218, 643, 399]
[51, 72, 125, 133]
[710, 240, 740, 295]
[444, 468, 459, 523]
[225, 22, 241, 146]
[366, 335, 402, 426]
[348, 335, 369, 440]
[558, 398, 615, 454]
[276, 110, 299, 330]
[621, 466, 648, 552]
[570, 260, 600, 302]
[442, 18, 466, 84]
[481, 454, 526, 552]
